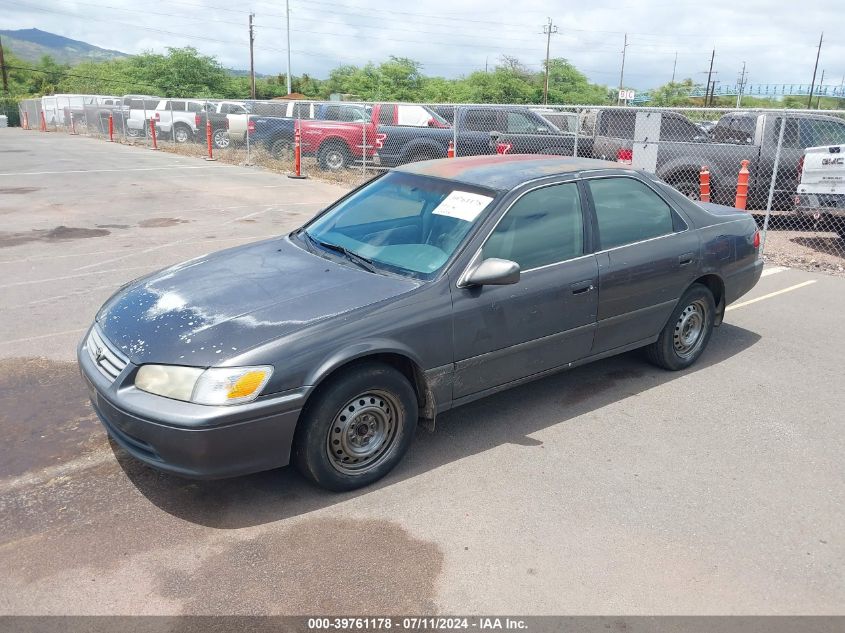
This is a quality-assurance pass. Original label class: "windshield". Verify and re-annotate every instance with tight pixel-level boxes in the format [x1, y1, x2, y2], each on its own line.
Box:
[303, 172, 497, 278]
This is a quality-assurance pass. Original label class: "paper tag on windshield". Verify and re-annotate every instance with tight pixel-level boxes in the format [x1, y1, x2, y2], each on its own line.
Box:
[432, 191, 493, 222]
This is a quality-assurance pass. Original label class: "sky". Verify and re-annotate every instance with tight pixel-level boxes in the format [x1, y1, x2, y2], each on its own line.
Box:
[3, 0, 844, 91]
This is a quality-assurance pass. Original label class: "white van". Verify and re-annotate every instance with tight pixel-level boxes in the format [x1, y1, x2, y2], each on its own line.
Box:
[795, 144, 845, 236]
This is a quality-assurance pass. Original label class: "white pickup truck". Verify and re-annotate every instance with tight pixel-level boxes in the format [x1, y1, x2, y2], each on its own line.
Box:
[795, 144, 845, 236]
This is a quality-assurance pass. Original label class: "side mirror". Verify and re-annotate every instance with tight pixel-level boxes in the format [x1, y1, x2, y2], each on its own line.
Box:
[462, 258, 520, 287]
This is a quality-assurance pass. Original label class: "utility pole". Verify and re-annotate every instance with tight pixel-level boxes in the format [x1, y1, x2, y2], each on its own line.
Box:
[807, 32, 823, 108]
[0, 35, 8, 125]
[542, 18, 558, 105]
[704, 48, 715, 107]
[248, 13, 256, 99]
[736, 61, 746, 108]
[816, 69, 825, 109]
[284, 0, 292, 95]
[617, 33, 628, 105]
[671, 51, 677, 84]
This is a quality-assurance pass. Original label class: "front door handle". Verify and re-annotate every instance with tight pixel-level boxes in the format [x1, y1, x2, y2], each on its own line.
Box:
[570, 280, 595, 295]
[678, 252, 696, 267]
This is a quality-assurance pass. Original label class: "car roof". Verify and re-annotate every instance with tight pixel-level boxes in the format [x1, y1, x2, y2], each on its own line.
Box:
[394, 155, 624, 191]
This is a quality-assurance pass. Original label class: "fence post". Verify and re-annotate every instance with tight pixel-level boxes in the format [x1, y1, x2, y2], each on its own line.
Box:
[244, 109, 252, 166]
[453, 105, 458, 158]
[699, 166, 710, 202]
[361, 121, 367, 178]
[761, 115, 787, 253]
[735, 159, 750, 210]
[573, 108, 580, 158]
[169, 99, 176, 147]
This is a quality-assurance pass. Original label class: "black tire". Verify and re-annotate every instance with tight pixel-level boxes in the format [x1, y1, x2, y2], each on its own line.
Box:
[646, 284, 716, 371]
[403, 148, 438, 164]
[270, 138, 294, 160]
[172, 123, 192, 144]
[671, 179, 701, 201]
[317, 143, 351, 172]
[293, 362, 417, 491]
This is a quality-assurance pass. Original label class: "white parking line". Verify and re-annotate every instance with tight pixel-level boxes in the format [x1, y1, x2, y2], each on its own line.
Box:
[0, 327, 87, 346]
[726, 280, 817, 312]
[0, 165, 213, 177]
[0, 265, 153, 290]
[761, 266, 788, 277]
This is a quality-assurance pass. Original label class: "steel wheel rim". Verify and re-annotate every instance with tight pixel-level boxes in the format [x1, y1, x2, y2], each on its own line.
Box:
[326, 390, 401, 475]
[214, 130, 229, 148]
[325, 150, 345, 170]
[673, 299, 707, 358]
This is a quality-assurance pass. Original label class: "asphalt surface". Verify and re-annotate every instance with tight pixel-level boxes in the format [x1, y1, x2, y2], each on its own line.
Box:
[0, 129, 842, 615]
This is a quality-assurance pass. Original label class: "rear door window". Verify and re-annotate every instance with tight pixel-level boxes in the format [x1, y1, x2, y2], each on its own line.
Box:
[588, 177, 676, 249]
[464, 109, 498, 132]
[506, 111, 540, 133]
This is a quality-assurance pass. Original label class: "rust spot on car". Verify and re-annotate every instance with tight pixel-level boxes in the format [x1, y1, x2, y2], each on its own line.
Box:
[158, 518, 443, 614]
[0, 226, 111, 248]
[138, 217, 189, 228]
[0, 357, 102, 480]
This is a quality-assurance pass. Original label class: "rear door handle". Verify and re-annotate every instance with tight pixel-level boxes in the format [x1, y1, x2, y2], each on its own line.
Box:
[678, 252, 696, 267]
[570, 280, 595, 295]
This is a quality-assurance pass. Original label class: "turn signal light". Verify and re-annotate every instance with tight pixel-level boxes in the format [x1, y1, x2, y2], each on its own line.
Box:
[753, 230, 760, 249]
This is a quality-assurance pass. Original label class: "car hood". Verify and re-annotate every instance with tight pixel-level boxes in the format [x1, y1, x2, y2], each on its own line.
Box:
[97, 236, 419, 366]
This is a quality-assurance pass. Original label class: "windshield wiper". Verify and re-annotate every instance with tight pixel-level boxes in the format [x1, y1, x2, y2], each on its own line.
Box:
[303, 231, 378, 273]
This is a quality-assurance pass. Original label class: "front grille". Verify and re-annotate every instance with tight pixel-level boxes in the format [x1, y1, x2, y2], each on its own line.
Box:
[87, 326, 129, 382]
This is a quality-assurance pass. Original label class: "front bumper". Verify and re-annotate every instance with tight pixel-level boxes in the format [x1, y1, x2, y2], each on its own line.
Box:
[77, 327, 305, 479]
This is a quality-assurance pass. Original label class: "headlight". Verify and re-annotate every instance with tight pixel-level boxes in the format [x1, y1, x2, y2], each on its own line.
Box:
[135, 365, 273, 405]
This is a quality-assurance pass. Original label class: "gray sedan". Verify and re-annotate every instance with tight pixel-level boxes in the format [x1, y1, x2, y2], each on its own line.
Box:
[78, 156, 762, 491]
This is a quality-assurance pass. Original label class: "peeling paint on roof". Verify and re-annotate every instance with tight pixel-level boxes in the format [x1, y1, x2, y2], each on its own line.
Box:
[395, 155, 625, 191]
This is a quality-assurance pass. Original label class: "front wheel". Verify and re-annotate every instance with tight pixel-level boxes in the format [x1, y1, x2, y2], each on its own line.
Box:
[173, 124, 191, 144]
[293, 363, 417, 491]
[646, 284, 715, 371]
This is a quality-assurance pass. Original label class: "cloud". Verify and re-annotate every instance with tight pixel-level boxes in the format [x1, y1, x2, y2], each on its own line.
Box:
[4, 0, 843, 91]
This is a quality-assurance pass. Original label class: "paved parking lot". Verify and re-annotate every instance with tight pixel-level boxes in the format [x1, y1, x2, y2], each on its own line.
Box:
[0, 129, 842, 615]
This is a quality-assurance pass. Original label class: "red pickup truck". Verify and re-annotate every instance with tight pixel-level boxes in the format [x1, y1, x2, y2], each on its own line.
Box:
[248, 102, 448, 172]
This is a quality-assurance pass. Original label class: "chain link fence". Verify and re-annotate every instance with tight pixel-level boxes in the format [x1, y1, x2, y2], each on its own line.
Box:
[15, 94, 845, 274]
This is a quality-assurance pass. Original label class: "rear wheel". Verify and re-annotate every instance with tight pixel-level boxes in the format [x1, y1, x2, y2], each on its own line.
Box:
[212, 128, 229, 149]
[646, 284, 715, 371]
[671, 179, 701, 201]
[318, 143, 351, 172]
[293, 362, 417, 491]
[126, 125, 143, 138]
[404, 148, 438, 164]
[173, 123, 191, 144]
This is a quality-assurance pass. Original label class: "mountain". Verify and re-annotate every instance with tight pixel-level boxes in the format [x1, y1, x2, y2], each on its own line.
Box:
[0, 28, 128, 64]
